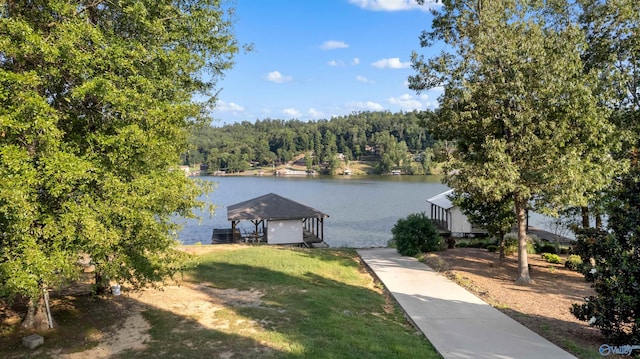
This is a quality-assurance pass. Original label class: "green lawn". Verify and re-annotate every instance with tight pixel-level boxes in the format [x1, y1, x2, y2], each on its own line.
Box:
[1, 246, 440, 358]
[127, 246, 441, 358]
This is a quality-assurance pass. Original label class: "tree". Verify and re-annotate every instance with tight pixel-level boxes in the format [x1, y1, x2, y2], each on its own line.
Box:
[410, 0, 619, 283]
[0, 0, 239, 329]
[570, 0, 640, 342]
[452, 192, 515, 261]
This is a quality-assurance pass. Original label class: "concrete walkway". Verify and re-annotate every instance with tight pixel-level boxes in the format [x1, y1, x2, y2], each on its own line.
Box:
[357, 248, 577, 359]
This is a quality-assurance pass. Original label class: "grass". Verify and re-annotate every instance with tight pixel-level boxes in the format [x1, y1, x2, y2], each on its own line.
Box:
[1, 246, 441, 358]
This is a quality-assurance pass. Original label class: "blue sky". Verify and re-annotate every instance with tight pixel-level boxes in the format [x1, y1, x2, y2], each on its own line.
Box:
[210, 0, 444, 125]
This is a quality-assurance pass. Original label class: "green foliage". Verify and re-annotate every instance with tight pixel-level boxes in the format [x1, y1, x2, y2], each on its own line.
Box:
[542, 253, 561, 264]
[410, 0, 621, 284]
[392, 213, 441, 256]
[536, 243, 558, 255]
[188, 111, 439, 174]
[486, 245, 498, 253]
[503, 234, 518, 256]
[571, 166, 640, 343]
[564, 255, 583, 271]
[0, 0, 239, 322]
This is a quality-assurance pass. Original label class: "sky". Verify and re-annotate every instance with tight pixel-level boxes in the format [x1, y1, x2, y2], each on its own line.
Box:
[210, 0, 444, 126]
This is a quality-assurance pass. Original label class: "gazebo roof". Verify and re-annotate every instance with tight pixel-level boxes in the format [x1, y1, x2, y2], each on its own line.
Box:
[227, 193, 329, 221]
[426, 189, 455, 210]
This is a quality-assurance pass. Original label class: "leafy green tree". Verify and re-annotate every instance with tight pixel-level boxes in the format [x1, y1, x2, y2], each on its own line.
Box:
[410, 0, 619, 283]
[570, 0, 640, 342]
[0, 0, 238, 329]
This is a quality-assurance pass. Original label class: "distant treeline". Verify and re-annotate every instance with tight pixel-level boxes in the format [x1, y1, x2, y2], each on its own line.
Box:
[185, 110, 450, 174]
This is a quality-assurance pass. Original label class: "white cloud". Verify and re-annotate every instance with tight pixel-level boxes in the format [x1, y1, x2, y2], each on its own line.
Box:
[265, 70, 292, 83]
[348, 0, 439, 11]
[308, 108, 324, 118]
[320, 40, 349, 50]
[372, 57, 411, 69]
[282, 108, 301, 117]
[356, 75, 374, 83]
[352, 57, 360, 65]
[388, 93, 423, 111]
[347, 101, 385, 111]
[328, 60, 345, 67]
[215, 100, 245, 113]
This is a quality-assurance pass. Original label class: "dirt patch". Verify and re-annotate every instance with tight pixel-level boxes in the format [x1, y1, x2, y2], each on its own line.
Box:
[129, 283, 263, 330]
[423, 248, 604, 357]
[45, 282, 264, 358]
[54, 312, 150, 359]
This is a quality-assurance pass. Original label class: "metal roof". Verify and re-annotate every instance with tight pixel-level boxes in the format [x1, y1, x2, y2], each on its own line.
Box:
[426, 189, 455, 210]
[227, 193, 329, 221]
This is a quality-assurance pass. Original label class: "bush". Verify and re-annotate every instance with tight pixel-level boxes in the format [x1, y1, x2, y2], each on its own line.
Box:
[542, 253, 561, 264]
[539, 243, 557, 254]
[486, 245, 498, 252]
[503, 234, 518, 256]
[391, 212, 441, 256]
[564, 255, 583, 271]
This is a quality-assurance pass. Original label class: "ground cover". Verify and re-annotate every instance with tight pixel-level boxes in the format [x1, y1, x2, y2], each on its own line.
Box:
[0, 245, 440, 358]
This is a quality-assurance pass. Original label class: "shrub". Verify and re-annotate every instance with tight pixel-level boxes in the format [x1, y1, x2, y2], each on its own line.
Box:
[564, 255, 583, 271]
[542, 253, 561, 264]
[539, 243, 557, 254]
[486, 245, 498, 253]
[504, 233, 518, 256]
[392, 212, 441, 256]
[526, 241, 537, 254]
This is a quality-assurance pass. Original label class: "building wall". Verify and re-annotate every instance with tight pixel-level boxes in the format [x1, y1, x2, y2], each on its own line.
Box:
[267, 219, 303, 244]
[450, 207, 473, 235]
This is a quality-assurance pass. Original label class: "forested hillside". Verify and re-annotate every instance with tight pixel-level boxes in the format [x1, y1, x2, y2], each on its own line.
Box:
[185, 110, 448, 175]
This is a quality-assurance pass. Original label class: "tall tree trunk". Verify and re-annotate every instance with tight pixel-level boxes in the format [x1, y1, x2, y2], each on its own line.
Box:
[515, 200, 532, 284]
[581, 206, 590, 228]
[595, 210, 602, 229]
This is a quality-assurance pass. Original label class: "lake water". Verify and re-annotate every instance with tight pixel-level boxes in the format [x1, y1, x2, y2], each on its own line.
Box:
[175, 175, 566, 248]
[175, 175, 450, 248]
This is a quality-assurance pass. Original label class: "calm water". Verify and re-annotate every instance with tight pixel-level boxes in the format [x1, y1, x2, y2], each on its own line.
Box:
[175, 175, 450, 248]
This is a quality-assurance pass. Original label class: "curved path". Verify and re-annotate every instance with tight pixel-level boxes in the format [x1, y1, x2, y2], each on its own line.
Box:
[357, 248, 577, 359]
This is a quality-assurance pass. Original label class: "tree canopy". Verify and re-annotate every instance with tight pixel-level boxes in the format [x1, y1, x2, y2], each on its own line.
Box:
[0, 0, 239, 329]
[187, 111, 440, 175]
[569, 0, 640, 342]
[410, 0, 621, 283]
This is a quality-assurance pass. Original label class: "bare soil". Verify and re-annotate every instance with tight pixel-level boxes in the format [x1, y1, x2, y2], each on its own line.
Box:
[422, 247, 606, 358]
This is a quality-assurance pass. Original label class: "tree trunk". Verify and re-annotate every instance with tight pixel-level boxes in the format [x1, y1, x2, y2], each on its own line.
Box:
[94, 272, 110, 295]
[20, 294, 56, 331]
[595, 210, 602, 229]
[499, 230, 506, 261]
[515, 201, 532, 284]
[581, 206, 590, 228]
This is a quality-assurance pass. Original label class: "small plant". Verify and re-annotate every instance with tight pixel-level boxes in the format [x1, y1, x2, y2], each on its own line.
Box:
[548, 266, 557, 273]
[422, 255, 449, 272]
[486, 245, 498, 253]
[564, 254, 583, 271]
[503, 233, 518, 256]
[445, 237, 456, 249]
[391, 212, 441, 256]
[542, 253, 561, 264]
